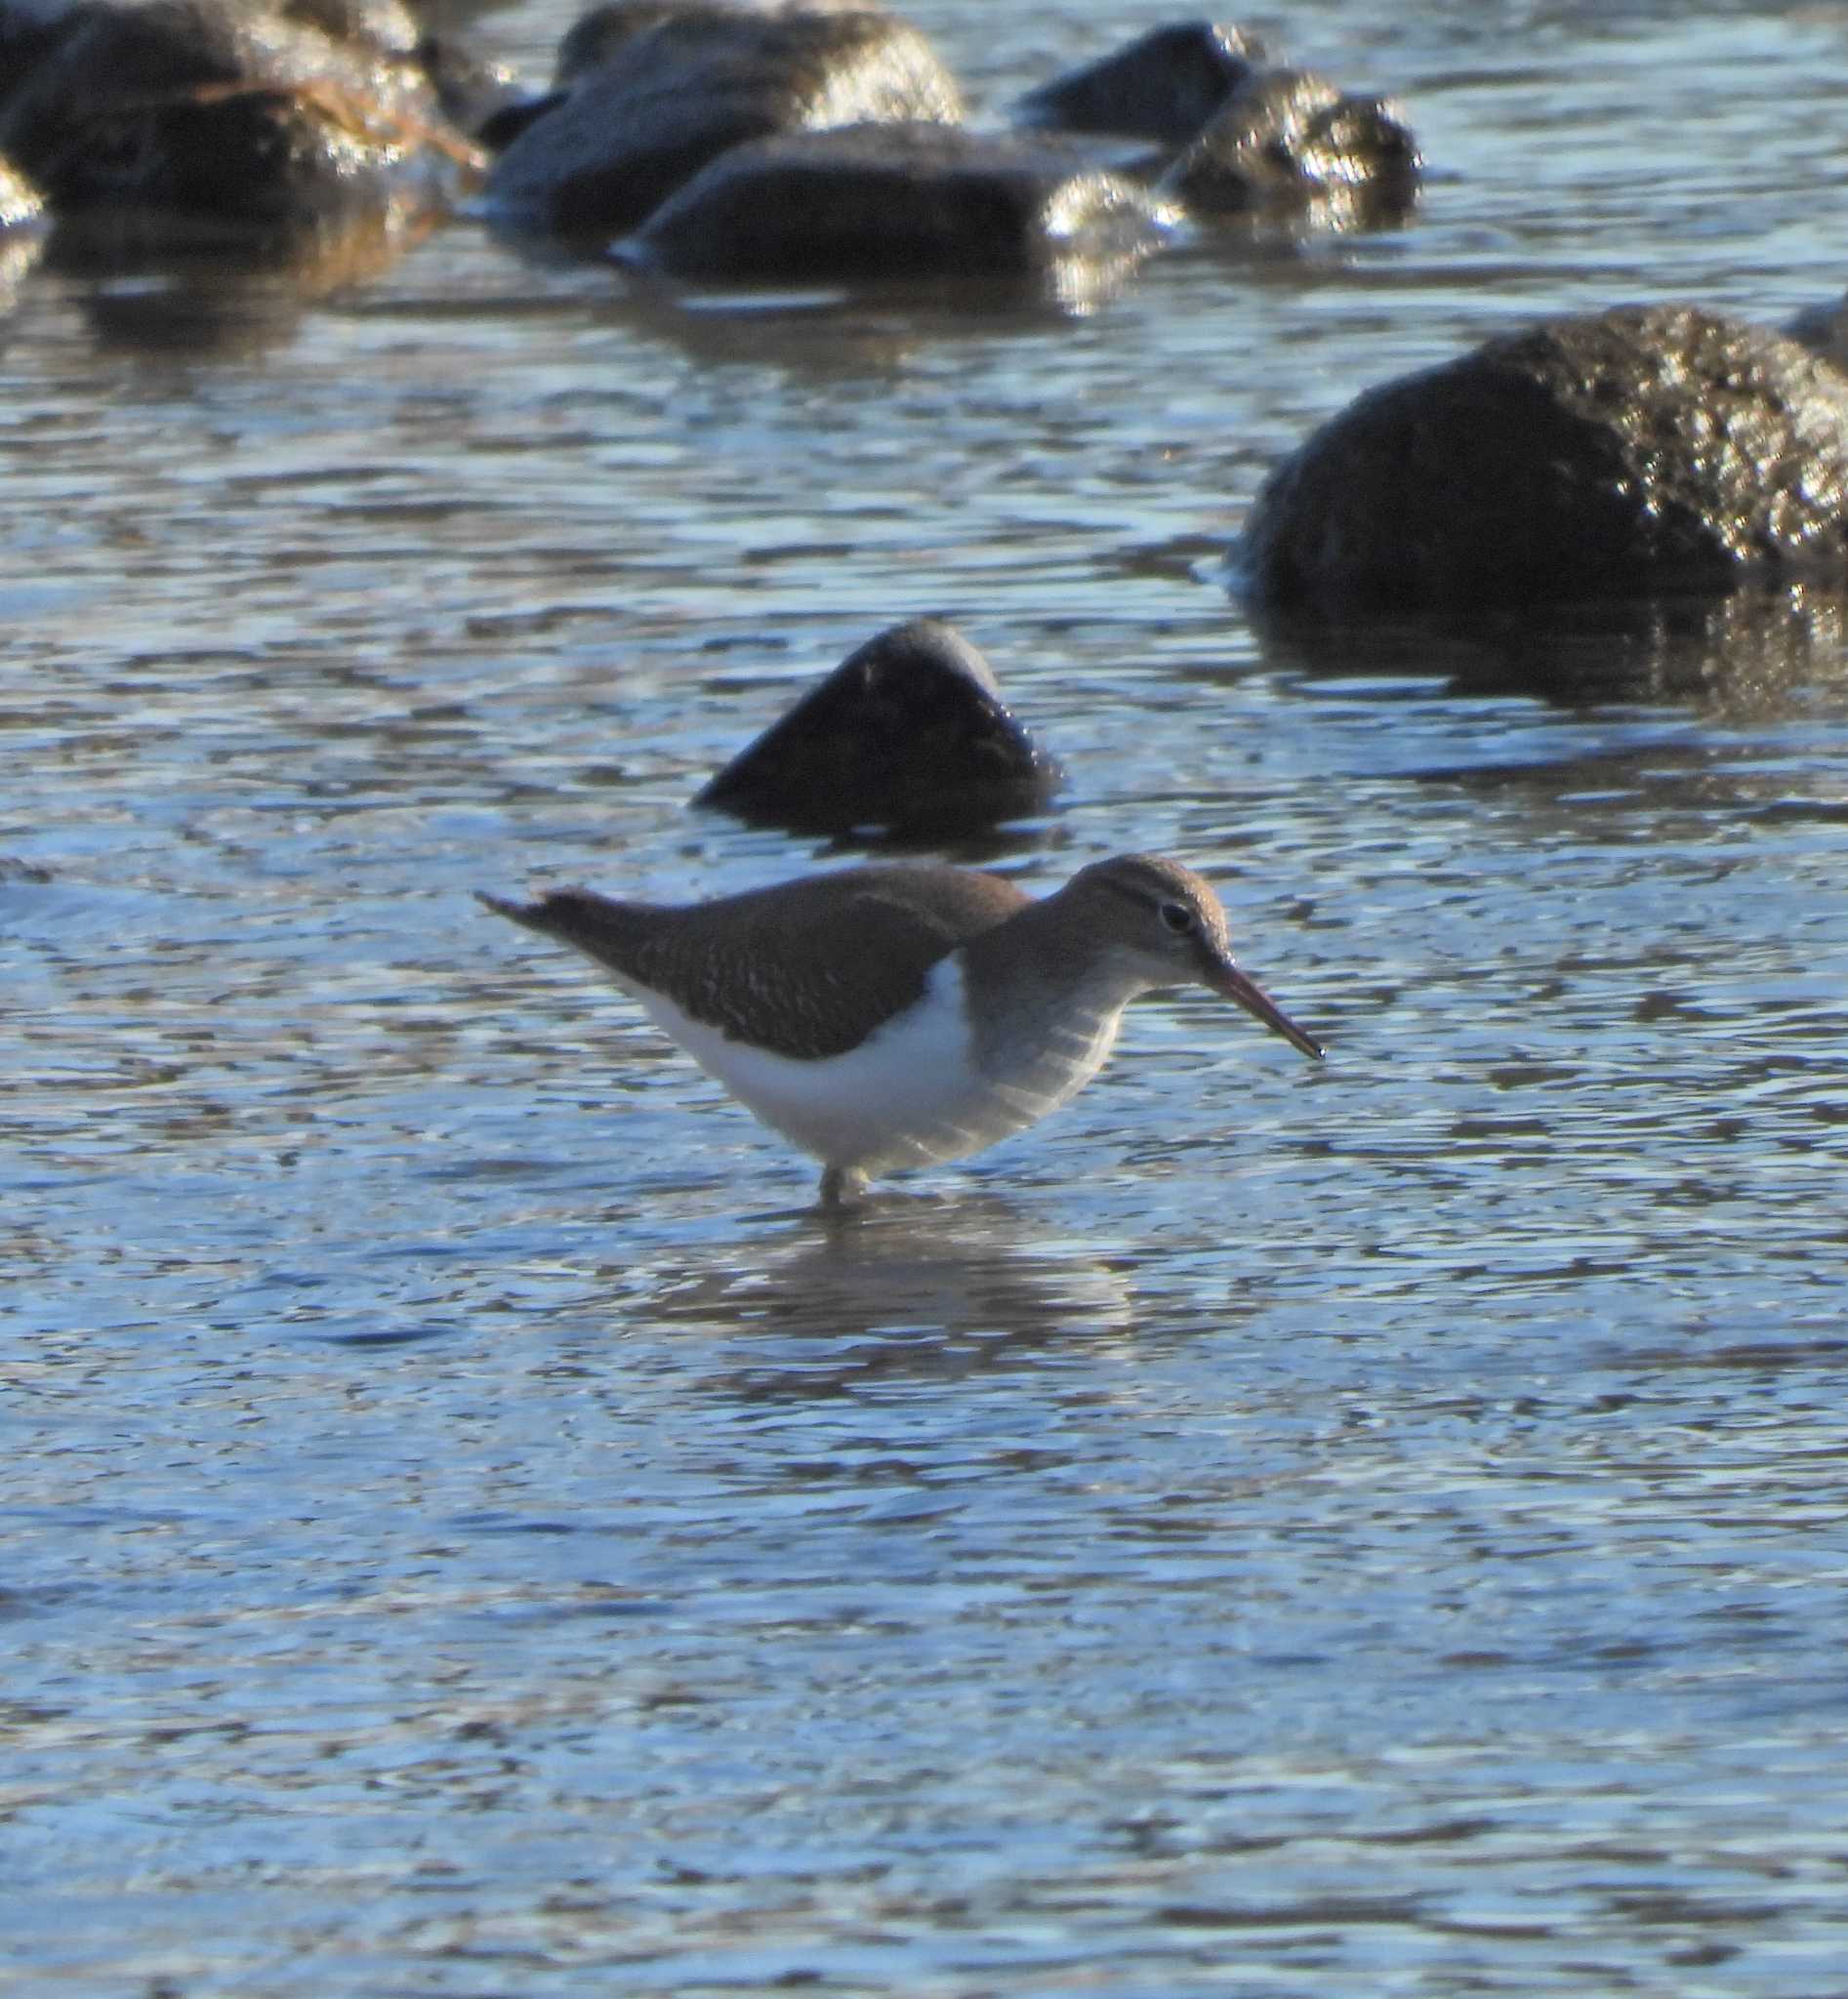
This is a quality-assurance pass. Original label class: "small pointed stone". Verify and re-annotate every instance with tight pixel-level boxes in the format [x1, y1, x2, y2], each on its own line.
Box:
[694, 619, 1066, 838]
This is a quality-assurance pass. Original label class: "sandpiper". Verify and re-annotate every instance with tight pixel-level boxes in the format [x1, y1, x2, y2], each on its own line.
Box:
[477, 852, 1323, 1208]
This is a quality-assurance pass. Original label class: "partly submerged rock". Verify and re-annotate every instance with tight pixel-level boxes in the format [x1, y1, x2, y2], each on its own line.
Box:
[1012, 20, 1266, 147]
[416, 30, 527, 144]
[0, 0, 475, 228]
[616, 121, 1173, 288]
[553, 0, 872, 88]
[485, 7, 963, 237]
[281, 0, 419, 57]
[34, 86, 464, 227]
[1161, 66, 1419, 225]
[695, 619, 1065, 837]
[1237, 305, 1848, 614]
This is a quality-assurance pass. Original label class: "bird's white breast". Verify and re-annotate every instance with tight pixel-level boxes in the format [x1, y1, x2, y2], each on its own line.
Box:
[621, 957, 1119, 1176]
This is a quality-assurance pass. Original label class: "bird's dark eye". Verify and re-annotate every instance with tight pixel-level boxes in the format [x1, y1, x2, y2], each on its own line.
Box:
[1159, 901, 1194, 935]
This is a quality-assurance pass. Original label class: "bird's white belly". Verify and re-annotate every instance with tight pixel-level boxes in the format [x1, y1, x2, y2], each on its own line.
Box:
[624, 959, 1118, 1174]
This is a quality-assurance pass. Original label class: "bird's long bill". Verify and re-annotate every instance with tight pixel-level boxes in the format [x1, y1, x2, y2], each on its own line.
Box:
[1208, 959, 1325, 1061]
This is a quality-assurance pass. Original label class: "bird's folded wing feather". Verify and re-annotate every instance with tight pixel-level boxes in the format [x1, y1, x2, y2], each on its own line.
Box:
[479, 868, 1030, 1061]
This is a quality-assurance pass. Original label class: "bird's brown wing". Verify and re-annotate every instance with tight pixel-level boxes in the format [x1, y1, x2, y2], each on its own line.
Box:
[478, 865, 1032, 1060]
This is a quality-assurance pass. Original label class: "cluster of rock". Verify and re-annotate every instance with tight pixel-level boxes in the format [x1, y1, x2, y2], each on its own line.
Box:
[0, 0, 1420, 287]
[489, 7, 1417, 284]
[4, 2, 1842, 697]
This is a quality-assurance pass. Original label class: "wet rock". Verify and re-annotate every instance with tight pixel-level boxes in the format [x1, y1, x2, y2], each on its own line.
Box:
[0, 0, 476, 227]
[484, 6, 963, 236]
[0, 0, 83, 86]
[617, 121, 1173, 287]
[695, 619, 1065, 837]
[282, 0, 418, 57]
[0, 150, 41, 227]
[470, 0, 755, 151]
[1012, 20, 1266, 147]
[552, 0, 712, 84]
[1162, 66, 1419, 225]
[1237, 305, 1848, 614]
[33, 88, 452, 229]
[554, 0, 871, 88]
[1785, 289, 1848, 376]
[416, 31, 525, 143]
[0, 156, 43, 305]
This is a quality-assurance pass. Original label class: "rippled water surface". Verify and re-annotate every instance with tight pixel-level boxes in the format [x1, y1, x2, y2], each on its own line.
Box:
[6, 2, 1848, 1992]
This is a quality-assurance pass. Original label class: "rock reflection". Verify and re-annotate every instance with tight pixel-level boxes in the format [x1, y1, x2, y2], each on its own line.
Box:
[48, 207, 441, 357]
[1250, 585, 1848, 714]
[630, 1194, 1135, 1394]
[653, 261, 1139, 335]
[1406, 731, 1848, 832]
[0, 225, 44, 316]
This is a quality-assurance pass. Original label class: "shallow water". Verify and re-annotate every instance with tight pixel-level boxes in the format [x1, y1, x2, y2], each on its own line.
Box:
[5, 1, 1848, 1992]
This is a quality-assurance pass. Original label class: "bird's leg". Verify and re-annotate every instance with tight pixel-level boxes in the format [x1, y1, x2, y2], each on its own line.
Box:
[817, 1164, 869, 1212]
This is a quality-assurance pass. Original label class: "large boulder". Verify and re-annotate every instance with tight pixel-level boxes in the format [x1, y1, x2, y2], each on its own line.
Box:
[1011, 20, 1266, 147]
[1161, 66, 1418, 225]
[485, 6, 963, 236]
[616, 121, 1173, 286]
[0, 0, 475, 226]
[1237, 305, 1848, 612]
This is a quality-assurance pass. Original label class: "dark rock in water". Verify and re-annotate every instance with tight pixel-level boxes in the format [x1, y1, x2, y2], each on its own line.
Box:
[0, 0, 477, 227]
[617, 121, 1173, 286]
[554, 0, 871, 87]
[281, 0, 419, 57]
[1784, 289, 1848, 378]
[472, 89, 564, 154]
[485, 7, 963, 237]
[30, 86, 449, 227]
[1237, 305, 1848, 614]
[553, 0, 719, 84]
[415, 31, 526, 143]
[1012, 20, 1266, 147]
[695, 619, 1065, 837]
[1162, 66, 1419, 225]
